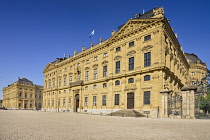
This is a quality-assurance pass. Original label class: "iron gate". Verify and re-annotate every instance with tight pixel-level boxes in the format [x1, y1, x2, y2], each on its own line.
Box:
[168, 93, 182, 116]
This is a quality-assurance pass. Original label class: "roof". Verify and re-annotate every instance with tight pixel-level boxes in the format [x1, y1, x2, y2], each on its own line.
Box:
[184, 53, 205, 65]
[17, 78, 33, 85]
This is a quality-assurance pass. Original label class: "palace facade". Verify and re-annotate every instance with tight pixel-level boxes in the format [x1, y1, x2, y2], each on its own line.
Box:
[42, 7, 208, 117]
[2, 78, 43, 110]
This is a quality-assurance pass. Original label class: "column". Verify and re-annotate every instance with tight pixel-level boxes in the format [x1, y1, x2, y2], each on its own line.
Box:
[160, 89, 171, 118]
[23, 100, 25, 109]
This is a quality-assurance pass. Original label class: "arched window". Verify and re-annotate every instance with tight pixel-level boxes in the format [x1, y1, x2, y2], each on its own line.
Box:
[144, 75, 151, 81]
[115, 80, 120, 85]
[128, 78, 134, 83]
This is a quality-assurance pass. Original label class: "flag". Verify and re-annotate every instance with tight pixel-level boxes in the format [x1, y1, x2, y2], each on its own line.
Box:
[89, 30, 94, 38]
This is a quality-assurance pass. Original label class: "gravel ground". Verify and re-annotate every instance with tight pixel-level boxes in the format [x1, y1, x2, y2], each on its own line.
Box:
[0, 110, 210, 140]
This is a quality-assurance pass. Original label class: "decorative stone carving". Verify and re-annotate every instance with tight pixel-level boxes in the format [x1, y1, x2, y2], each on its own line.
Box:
[85, 67, 90, 70]
[142, 45, 153, 51]
[127, 50, 136, 56]
[114, 56, 122, 61]
[124, 84, 136, 91]
[92, 64, 98, 69]
[69, 72, 73, 75]
[102, 61, 108, 66]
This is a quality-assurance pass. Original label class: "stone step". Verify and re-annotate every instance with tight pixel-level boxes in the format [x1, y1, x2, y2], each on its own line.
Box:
[107, 109, 145, 117]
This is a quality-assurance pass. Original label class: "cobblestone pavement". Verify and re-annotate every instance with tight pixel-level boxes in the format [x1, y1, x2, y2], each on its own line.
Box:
[0, 110, 210, 140]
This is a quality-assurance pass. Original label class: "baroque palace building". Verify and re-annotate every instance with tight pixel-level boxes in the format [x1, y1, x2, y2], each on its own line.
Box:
[42, 7, 208, 117]
[2, 78, 43, 110]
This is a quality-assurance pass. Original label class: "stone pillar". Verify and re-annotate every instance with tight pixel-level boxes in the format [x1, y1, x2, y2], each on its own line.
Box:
[160, 89, 172, 118]
[23, 100, 25, 109]
[181, 85, 197, 119]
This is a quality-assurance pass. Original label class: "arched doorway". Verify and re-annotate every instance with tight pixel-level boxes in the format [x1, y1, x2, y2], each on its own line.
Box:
[75, 94, 79, 112]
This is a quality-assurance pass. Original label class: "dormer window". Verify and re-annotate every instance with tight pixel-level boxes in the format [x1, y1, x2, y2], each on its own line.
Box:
[144, 35, 151, 41]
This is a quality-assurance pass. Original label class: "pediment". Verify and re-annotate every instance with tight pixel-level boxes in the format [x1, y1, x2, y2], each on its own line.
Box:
[43, 63, 56, 73]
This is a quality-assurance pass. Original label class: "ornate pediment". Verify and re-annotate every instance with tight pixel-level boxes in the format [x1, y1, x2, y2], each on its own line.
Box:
[69, 72, 73, 75]
[92, 64, 98, 69]
[124, 84, 137, 91]
[85, 67, 90, 70]
[102, 61, 108, 66]
[114, 56, 122, 61]
[142, 45, 153, 52]
[43, 63, 57, 73]
[127, 50, 136, 56]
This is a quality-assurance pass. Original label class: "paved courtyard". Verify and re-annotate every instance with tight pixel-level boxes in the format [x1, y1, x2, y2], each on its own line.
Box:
[0, 110, 210, 140]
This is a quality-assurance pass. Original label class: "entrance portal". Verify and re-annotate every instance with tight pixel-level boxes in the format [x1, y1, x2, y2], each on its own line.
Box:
[127, 93, 134, 109]
[75, 94, 79, 112]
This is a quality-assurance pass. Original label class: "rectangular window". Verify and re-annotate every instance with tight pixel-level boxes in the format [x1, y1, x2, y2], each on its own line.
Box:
[129, 57, 134, 70]
[19, 93, 22, 97]
[58, 99, 60, 106]
[69, 98, 71, 106]
[129, 41, 134, 47]
[63, 99, 66, 106]
[52, 100, 54, 107]
[48, 100, 50, 107]
[69, 76, 72, 84]
[85, 71, 89, 81]
[116, 47, 121, 52]
[86, 60, 89, 64]
[25, 93, 27, 98]
[144, 35, 151, 41]
[94, 69, 98, 79]
[64, 78, 66, 86]
[103, 66, 107, 77]
[93, 96, 97, 106]
[30, 94, 32, 98]
[84, 97, 88, 106]
[144, 91, 150, 105]
[102, 95, 106, 106]
[59, 79, 62, 87]
[144, 52, 151, 67]
[116, 61, 120, 74]
[19, 103, 21, 107]
[53, 80, 55, 87]
[115, 94, 120, 105]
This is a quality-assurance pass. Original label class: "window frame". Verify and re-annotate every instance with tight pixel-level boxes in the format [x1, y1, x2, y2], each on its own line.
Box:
[129, 57, 134, 71]
[115, 94, 120, 105]
[144, 52, 151, 67]
[116, 61, 120, 74]
[144, 91, 150, 105]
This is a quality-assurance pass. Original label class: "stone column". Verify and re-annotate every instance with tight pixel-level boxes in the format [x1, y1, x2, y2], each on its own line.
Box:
[181, 85, 197, 119]
[160, 89, 172, 118]
[23, 100, 25, 109]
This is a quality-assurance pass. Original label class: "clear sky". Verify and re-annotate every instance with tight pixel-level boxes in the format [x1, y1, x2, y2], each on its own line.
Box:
[1, 0, 210, 99]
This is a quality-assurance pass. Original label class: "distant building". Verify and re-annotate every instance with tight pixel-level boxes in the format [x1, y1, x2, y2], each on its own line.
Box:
[42, 7, 208, 117]
[0, 99, 3, 107]
[2, 78, 43, 110]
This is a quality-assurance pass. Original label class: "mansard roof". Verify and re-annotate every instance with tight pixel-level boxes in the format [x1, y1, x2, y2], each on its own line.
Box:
[17, 78, 33, 85]
[184, 53, 205, 65]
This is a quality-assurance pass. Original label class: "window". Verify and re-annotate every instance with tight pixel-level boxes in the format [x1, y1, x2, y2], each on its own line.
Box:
[191, 72, 195, 75]
[93, 85, 97, 89]
[85, 86, 88, 90]
[94, 69, 98, 79]
[116, 61, 120, 74]
[77, 63, 80, 66]
[93, 96, 97, 106]
[59, 91, 61, 94]
[102, 95, 106, 106]
[103, 66, 107, 77]
[39, 95, 41, 99]
[53, 80, 55, 87]
[144, 91, 150, 105]
[52, 100, 54, 107]
[49, 81, 51, 88]
[144, 52, 151, 67]
[64, 78, 66, 86]
[60, 70, 62, 73]
[84, 97, 88, 106]
[48, 100, 50, 107]
[58, 99, 60, 106]
[77, 73, 80, 81]
[94, 56, 98, 61]
[104, 53, 108, 57]
[86, 60, 90, 64]
[70, 66, 72, 70]
[85, 71, 89, 81]
[192, 81, 196, 85]
[128, 78, 134, 83]
[63, 99, 66, 106]
[144, 35, 151, 41]
[116, 47, 121, 52]
[115, 94, 120, 105]
[144, 75, 151, 81]
[25, 93, 27, 98]
[19, 103, 21, 107]
[30, 94, 32, 98]
[129, 41, 134, 47]
[64, 90, 66, 94]
[103, 83, 107, 88]
[69, 98, 71, 106]
[129, 57, 134, 71]
[64, 68, 67, 71]
[19, 88, 22, 90]
[69, 76, 72, 84]
[59, 79, 62, 87]
[115, 80, 120, 85]
[19, 93, 22, 97]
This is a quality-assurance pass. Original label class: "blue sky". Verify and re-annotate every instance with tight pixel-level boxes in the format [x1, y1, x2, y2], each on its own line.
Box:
[0, 0, 210, 98]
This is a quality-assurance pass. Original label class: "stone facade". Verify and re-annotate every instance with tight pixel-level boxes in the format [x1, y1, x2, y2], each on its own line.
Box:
[42, 7, 208, 117]
[2, 78, 43, 110]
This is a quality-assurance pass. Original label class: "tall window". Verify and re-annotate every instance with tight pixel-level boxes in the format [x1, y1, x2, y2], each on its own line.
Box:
[19, 92, 22, 97]
[144, 52, 151, 67]
[115, 94, 120, 105]
[52, 100, 54, 107]
[115, 80, 120, 85]
[144, 35, 151, 41]
[53, 80, 55, 87]
[48, 100, 50, 107]
[116, 47, 121, 52]
[59, 79, 62, 87]
[85, 71, 89, 81]
[144, 75, 151, 81]
[69, 76, 72, 84]
[103, 66, 107, 77]
[116, 61, 120, 74]
[58, 99, 60, 106]
[129, 57, 134, 70]
[69, 98, 71, 107]
[102, 95, 106, 106]
[25, 93, 27, 98]
[129, 41, 134, 47]
[94, 69, 98, 79]
[128, 78, 134, 83]
[63, 99, 66, 106]
[64, 78, 66, 86]
[93, 96, 97, 106]
[84, 97, 88, 106]
[144, 91, 150, 105]
[49, 81, 51, 88]
[30, 94, 32, 98]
